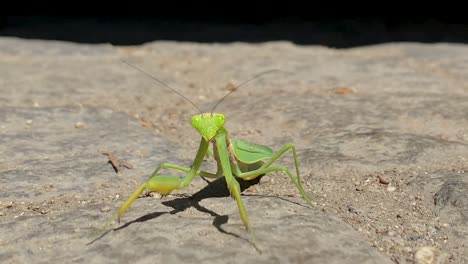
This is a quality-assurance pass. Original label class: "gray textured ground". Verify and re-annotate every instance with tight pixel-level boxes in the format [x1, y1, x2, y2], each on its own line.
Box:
[0, 37, 467, 263]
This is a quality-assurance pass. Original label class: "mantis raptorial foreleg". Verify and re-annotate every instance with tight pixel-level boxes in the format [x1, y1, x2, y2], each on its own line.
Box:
[214, 128, 256, 244]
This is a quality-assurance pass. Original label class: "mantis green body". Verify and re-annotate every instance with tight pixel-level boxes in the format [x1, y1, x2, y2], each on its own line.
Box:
[105, 61, 313, 249]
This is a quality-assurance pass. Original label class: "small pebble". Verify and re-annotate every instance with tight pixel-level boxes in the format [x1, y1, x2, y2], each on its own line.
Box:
[335, 87, 353, 94]
[378, 175, 390, 184]
[387, 186, 396, 192]
[347, 206, 359, 214]
[413, 246, 448, 264]
[259, 175, 271, 185]
[26, 119, 33, 125]
[245, 186, 255, 193]
[100, 206, 111, 213]
[427, 226, 437, 235]
[40, 210, 47, 214]
[225, 82, 237, 92]
[0, 211, 4, 216]
[14, 212, 24, 218]
[74, 122, 85, 128]
[149, 192, 162, 199]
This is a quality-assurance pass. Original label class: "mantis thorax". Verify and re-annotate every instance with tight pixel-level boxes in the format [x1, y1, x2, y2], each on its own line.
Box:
[191, 113, 225, 141]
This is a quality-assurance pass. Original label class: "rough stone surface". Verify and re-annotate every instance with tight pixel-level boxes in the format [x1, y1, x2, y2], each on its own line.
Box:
[0, 106, 179, 200]
[0, 194, 393, 264]
[0, 37, 467, 263]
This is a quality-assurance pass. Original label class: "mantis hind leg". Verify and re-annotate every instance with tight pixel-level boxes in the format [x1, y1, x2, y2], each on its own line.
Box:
[237, 143, 314, 207]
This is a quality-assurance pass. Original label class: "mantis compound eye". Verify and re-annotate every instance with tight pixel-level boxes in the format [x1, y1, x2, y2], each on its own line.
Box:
[213, 114, 225, 127]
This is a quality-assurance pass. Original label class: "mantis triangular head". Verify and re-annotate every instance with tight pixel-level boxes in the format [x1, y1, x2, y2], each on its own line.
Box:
[191, 113, 225, 141]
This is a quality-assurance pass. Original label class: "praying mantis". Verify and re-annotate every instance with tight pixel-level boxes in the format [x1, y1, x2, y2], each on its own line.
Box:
[103, 60, 314, 249]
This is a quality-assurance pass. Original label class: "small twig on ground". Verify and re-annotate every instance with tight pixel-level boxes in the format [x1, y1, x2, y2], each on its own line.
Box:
[101, 150, 134, 173]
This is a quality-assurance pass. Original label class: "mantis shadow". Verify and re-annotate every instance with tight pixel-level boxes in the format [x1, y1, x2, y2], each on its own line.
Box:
[89, 175, 307, 246]
[86, 211, 167, 246]
[162, 176, 261, 244]
[87, 176, 259, 245]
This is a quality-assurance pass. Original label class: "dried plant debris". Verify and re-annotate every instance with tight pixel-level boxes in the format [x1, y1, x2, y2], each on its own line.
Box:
[101, 150, 134, 173]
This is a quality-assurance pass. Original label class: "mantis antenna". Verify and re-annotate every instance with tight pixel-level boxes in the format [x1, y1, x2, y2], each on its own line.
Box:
[121, 59, 203, 115]
[210, 69, 283, 114]
[121, 59, 283, 115]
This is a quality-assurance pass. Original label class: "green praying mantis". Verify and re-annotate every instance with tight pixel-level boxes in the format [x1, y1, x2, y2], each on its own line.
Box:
[101, 60, 314, 250]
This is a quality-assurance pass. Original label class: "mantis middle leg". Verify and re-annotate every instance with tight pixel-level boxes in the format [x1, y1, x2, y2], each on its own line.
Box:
[236, 143, 313, 207]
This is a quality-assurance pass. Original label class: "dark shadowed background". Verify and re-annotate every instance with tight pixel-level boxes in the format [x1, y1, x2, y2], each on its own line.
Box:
[1, 16, 468, 47]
